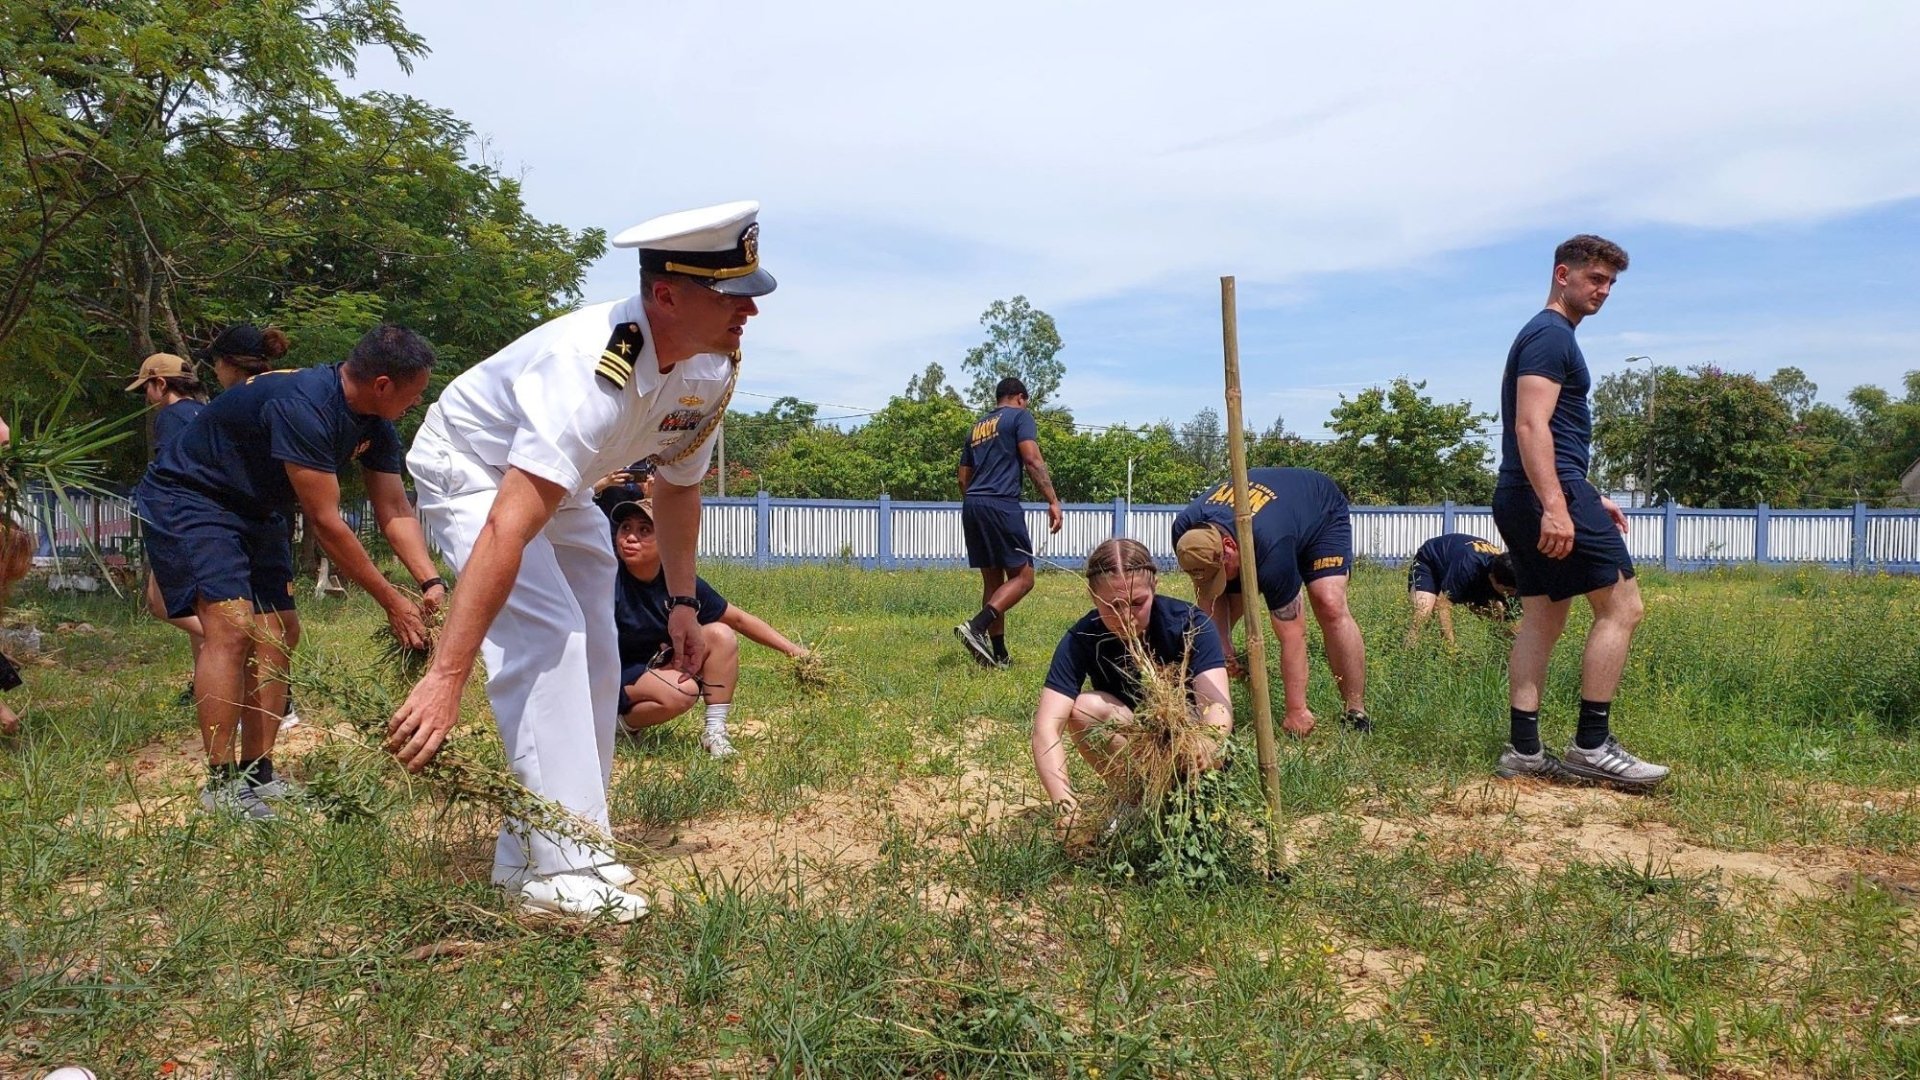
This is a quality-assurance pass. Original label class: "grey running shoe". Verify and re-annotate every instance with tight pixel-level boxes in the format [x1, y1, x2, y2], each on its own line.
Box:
[200, 778, 278, 821]
[953, 623, 996, 666]
[248, 775, 304, 802]
[1495, 744, 1575, 781]
[1560, 736, 1670, 790]
[1341, 708, 1374, 734]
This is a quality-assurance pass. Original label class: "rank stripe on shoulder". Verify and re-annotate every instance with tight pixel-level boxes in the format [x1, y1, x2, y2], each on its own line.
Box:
[597, 350, 635, 386]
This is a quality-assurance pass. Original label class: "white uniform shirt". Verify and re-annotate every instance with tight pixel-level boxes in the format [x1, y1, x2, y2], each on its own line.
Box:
[422, 297, 733, 496]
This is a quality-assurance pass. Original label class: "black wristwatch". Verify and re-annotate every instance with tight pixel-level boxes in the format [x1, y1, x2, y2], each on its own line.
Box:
[664, 594, 700, 615]
[419, 577, 447, 593]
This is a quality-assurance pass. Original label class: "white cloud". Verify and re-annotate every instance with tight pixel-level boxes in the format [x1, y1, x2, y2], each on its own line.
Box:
[350, 0, 1920, 423]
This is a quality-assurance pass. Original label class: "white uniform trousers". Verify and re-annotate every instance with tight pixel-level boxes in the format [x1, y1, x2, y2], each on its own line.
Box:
[407, 426, 621, 884]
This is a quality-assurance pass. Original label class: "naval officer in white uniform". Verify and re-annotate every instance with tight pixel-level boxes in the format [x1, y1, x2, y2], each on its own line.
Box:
[388, 201, 773, 921]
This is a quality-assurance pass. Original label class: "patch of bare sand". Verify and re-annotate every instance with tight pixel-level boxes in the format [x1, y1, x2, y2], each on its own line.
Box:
[71, 717, 336, 835]
[625, 766, 1041, 902]
[1301, 779, 1920, 909]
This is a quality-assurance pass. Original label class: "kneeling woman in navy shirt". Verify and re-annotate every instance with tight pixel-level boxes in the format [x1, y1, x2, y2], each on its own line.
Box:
[1032, 537, 1233, 829]
[610, 498, 808, 758]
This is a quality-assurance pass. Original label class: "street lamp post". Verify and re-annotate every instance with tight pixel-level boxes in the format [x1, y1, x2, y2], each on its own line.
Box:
[1624, 356, 1654, 506]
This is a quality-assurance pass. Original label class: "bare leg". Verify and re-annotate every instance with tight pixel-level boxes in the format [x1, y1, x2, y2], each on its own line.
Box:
[619, 668, 701, 730]
[194, 599, 255, 767]
[1507, 595, 1572, 712]
[1306, 576, 1367, 712]
[1407, 589, 1438, 643]
[240, 609, 297, 762]
[978, 567, 1005, 629]
[986, 564, 1036, 634]
[1579, 576, 1644, 701]
[148, 574, 205, 663]
[697, 622, 739, 705]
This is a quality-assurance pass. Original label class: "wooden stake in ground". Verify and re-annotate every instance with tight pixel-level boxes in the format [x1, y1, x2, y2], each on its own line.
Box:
[1219, 276, 1284, 838]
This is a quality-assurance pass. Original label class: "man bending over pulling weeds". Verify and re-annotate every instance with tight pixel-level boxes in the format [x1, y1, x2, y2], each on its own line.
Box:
[1491, 234, 1667, 791]
[609, 498, 807, 757]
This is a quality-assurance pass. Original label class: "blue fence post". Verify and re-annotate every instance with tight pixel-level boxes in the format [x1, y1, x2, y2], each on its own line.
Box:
[1752, 503, 1769, 564]
[1853, 501, 1869, 573]
[1662, 500, 1679, 572]
[754, 490, 771, 569]
[876, 493, 894, 570]
[1441, 499, 1456, 535]
[1112, 496, 1127, 538]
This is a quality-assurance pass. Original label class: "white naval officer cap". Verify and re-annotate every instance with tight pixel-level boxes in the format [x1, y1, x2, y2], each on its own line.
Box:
[613, 200, 776, 298]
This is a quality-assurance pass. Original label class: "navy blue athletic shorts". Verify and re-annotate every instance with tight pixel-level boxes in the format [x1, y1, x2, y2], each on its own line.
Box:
[136, 481, 296, 620]
[1406, 560, 1440, 594]
[1491, 479, 1634, 602]
[1299, 511, 1354, 585]
[961, 496, 1033, 570]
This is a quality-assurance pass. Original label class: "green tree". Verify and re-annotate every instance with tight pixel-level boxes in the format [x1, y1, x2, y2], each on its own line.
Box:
[1322, 378, 1493, 504]
[858, 393, 975, 499]
[0, 0, 600, 477]
[1176, 407, 1228, 480]
[960, 295, 1064, 409]
[759, 425, 883, 499]
[904, 361, 963, 404]
[1646, 366, 1805, 507]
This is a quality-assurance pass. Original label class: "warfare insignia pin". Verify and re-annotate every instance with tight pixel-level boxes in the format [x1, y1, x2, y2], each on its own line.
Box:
[678, 395, 704, 407]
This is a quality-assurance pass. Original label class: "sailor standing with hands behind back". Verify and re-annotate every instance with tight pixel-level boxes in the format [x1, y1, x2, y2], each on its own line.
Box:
[391, 202, 774, 921]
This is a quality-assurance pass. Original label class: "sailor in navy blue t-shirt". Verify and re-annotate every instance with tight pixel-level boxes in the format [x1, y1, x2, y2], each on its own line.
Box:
[1490, 235, 1667, 791]
[953, 376, 1063, 669]
[607, 498, 808, 757]
[1031, 539, 1232, 829]
[126, 352, 212, 687]
[1171, 466, 1372, 736]
[133, 325, 448, 820]
[1406, 533, 1518, 643]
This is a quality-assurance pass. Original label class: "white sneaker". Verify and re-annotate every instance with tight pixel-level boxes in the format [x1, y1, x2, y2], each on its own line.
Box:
[700, 727, 737, 759]
[1561, 736, 1670, 791]
[594, 862, 637, 888]
[279, 706, 301, 730]
[517, 872, 651, 923]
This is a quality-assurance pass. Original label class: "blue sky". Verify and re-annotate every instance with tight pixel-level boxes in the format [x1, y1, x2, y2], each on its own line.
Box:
[348, 0, 1920, 435]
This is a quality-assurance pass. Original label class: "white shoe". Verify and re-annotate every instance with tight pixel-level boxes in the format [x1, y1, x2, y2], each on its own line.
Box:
[279, 706, 301, 730]
[516, 872, 650, 923]
[700, 727, 737, 759]
[594, 862, 637, 888]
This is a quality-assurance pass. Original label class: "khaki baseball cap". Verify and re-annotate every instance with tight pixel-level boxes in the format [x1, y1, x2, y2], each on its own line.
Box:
[1175, 526, 1230, 604]
[126, 353, 193, 391]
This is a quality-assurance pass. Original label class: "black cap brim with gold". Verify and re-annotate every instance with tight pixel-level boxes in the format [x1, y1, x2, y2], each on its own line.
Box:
[614, 200, 776, 298]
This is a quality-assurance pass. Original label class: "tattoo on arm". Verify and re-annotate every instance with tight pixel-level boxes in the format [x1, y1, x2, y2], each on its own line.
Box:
[1273, 597, 1303, 622]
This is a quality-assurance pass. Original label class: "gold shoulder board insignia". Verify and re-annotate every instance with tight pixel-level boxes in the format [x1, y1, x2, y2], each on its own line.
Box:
[597, 321, 645, 388]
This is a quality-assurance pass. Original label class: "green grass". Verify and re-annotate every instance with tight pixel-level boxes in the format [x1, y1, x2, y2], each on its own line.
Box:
[3, 563, 1918, 1077]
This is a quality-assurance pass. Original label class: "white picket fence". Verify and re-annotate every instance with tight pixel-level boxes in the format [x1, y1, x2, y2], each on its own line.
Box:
[28, 490, 1920, 573]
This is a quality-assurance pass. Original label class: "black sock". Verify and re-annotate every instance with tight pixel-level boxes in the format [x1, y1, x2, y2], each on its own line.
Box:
[967, 606, 998, 635]
[209, 762, 239, 783]
[991, 634, 1008, 661]
[1509, 708, 1542, 755]
[240, 756, 275, 785]
[1575, 700, 1611, 751]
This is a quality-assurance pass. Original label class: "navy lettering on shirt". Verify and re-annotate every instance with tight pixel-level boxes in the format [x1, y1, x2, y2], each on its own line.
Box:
[1413, 533, 1504, 608]
[1169, 467, 1347, 611]
[958, 405, 1038, 501]
[1044, 595, 1226, 709]
[146, 364, 402, 517]
[151, 399, 205, 461]
[614, 567, 728, 665]
[1498, 309, 1591, 487]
